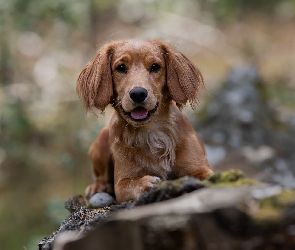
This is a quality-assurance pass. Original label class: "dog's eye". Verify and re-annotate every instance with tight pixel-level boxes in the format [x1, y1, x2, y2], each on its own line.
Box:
[116, 64, 127, 73]
[150, 63, 161, 73]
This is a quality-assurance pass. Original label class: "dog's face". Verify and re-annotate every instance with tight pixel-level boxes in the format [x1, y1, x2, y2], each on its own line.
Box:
[111, 40, 166, 126]
[77, 39, 205, 126]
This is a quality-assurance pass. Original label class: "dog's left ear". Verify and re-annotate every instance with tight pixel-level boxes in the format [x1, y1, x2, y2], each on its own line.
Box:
[76, 44, 114, 112]
[158, 41, 204, 109]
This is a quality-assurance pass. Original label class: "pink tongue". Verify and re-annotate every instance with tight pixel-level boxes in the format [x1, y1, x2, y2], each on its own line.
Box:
[131, 107, 148, 120]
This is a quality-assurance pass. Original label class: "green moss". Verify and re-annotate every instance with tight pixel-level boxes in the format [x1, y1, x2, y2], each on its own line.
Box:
[202, 170, 295, 230]
[247, 189, 295, 233]
[154, 180, 173, 189]
[261, 190, 295, 210]
[254, 190, 295, 220]
[202, 169, 259, 187]
[207, 169, 245, 182]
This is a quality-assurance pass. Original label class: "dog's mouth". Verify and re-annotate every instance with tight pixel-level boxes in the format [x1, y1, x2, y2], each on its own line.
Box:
[121, 103, 158, 122]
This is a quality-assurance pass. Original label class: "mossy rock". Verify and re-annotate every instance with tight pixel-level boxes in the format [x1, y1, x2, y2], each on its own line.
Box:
[135, 170, 258, 206]
[135, 176, 205, 206]
[253, 189, 295, 224]
[203, 169, 259, 187]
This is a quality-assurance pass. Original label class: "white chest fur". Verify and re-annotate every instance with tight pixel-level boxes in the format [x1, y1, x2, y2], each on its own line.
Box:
[119, 121, 178, 178]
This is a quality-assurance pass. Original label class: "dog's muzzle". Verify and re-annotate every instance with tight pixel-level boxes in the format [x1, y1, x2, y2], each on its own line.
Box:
[119, 87, 158, 122]
[121, 102, 158, 122]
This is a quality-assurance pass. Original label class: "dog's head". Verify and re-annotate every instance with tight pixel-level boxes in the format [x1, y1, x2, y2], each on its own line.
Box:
[77, 39, 204, 126]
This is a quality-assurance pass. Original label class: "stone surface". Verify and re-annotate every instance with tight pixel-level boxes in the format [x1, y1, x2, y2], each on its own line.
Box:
[38, 200, 109, 250]
[135, 176, 205, 206]
[39, 172, 295, 250]
[52, 184, 295, 250]
[196, 65, 295, 188]
[88, 192, 114, 208]
[38, 176, 205, 250]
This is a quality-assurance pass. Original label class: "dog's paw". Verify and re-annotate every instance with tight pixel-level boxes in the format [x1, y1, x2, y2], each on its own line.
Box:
[115, 176, 162, 202]
[139, 175, 161, 192]
[85, 179, 112, 198]
[85, 183, 100, 198]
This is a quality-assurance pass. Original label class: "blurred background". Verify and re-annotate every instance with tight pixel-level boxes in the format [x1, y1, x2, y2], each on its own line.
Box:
[0, 0, 295, 249]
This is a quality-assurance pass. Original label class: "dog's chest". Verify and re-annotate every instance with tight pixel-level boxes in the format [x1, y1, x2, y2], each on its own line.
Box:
[121, 127, 177, 177]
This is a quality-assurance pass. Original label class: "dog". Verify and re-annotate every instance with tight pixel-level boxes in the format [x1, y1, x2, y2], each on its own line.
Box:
[77, 39, 212, 202]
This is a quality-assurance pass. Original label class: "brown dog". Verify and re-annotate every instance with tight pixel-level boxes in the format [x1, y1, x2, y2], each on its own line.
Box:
[77, 39, 212, 202]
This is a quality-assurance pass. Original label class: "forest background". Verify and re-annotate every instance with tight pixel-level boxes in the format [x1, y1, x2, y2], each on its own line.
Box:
[0, 0, 295, 249]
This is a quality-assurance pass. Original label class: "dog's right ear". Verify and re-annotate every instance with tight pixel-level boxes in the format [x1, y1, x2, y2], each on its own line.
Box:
[76, 44, 114, 112]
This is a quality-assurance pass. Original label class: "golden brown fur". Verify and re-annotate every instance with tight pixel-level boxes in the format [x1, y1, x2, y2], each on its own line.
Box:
[77, 39, 212, 202]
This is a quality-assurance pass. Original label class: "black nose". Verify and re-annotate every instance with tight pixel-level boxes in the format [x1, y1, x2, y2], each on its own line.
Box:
[129, 87, 148, 103]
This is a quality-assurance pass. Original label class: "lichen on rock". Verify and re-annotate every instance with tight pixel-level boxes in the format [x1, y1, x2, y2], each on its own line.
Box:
[252, 189, 295, 226]
[203, 169, 259, 187]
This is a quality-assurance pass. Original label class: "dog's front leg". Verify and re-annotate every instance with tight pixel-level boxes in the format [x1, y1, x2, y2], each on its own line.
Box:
[86, 126, 114, 198]
[114, 175, 161, 203]
[172, 124, 213, 181]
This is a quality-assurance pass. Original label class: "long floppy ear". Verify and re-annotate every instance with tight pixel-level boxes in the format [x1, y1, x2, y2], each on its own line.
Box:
[76, 44, 114, 111]
[159, 41, 205, 109]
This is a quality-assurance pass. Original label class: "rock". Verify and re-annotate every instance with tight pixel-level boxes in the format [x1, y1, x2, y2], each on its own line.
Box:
[51, 231, 81, 250]
[197, 65, 275, 148]
[135, 176, 205, 206]
[38, 176, 207, 250]
[88, 192, 114, 208]
[38, 205, 109, 250]
[196, 65, 295, 187]
[38, 172, 295, 250]
[65, 195, 88, 213]
[52, 184, 295, 250]
[203, 169, 259, 186]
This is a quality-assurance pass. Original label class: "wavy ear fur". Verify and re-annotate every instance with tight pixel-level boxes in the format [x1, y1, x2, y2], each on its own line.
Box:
[157, 40, 204, 109]
[76, 44, 114, 111]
